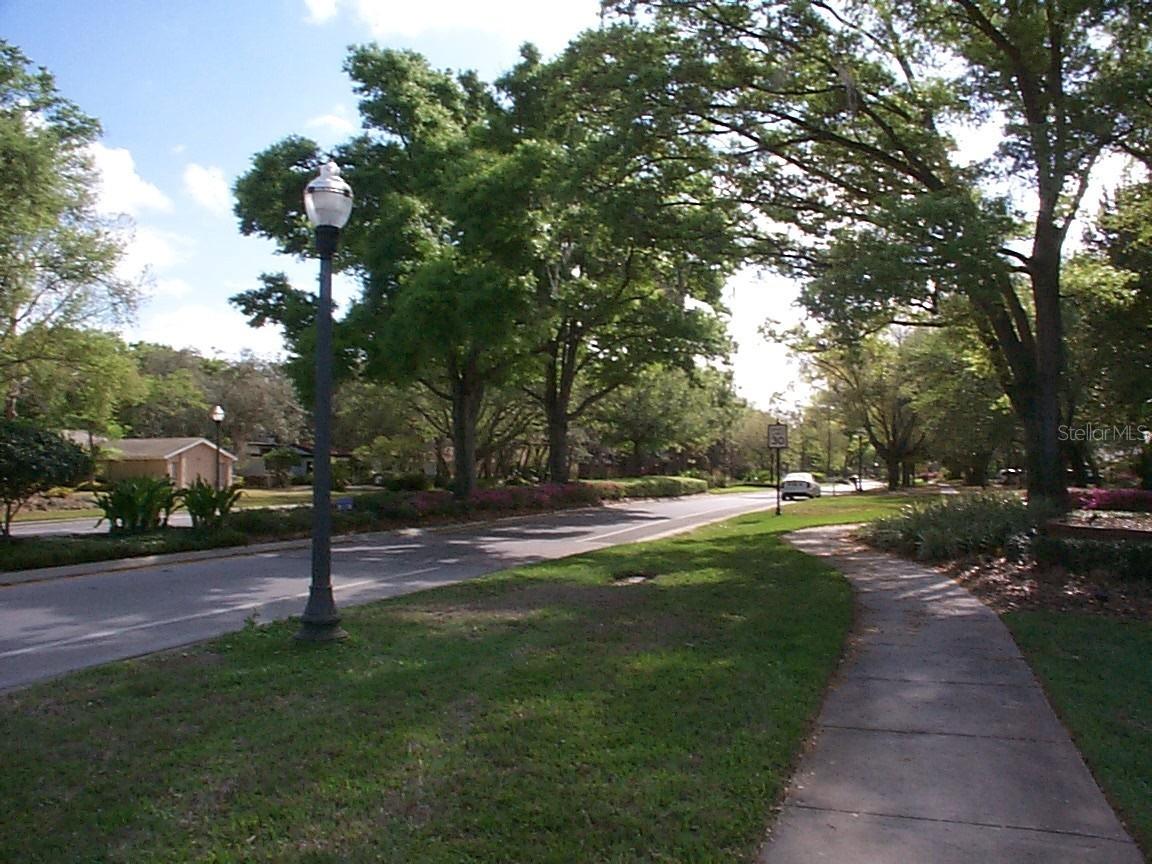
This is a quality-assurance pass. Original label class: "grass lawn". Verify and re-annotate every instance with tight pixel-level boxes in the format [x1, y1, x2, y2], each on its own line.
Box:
[0, 496, 906, 863]
[708, 484, 773, 494]
[9, 487, 356, 524]
[1005, 612, 1152, 858]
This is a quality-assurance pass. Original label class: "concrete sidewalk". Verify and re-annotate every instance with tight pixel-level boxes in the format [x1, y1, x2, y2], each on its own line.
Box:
[760, 525, 1143, 864]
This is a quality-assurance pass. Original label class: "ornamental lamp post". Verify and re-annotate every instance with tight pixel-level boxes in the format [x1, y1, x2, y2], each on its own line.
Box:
[210, 404, 225, 490]
[296, 161, 353, 643]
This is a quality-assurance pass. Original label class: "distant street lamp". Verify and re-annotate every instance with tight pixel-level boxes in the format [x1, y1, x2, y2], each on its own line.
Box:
[210, 405, 225, 490]
[296, 161, 353, 642]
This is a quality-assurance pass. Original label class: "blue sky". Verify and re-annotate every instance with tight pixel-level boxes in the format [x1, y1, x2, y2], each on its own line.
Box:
[3, 0, 805, 410]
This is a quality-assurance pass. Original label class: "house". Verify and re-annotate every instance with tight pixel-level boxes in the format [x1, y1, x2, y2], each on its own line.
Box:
[101, 437, 236, 488]
[238, 439, 314, 485]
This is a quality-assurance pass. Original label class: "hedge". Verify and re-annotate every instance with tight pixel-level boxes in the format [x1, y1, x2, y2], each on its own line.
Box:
[582, 476, 709, 500]
[1031, 534, 1152, 582]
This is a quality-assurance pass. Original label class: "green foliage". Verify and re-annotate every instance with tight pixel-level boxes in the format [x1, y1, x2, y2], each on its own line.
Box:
[584, 476, 708, 500]
[374, 472, 431, 492]
[15, 329, 146, 437]
[0, 420, 91, 536]
[349, 490, 421, 522]
[591, 366, 737, 474]
[228, 506, 315, 539]
[181, 480, 243, 531]
[862, 493, 1054, 561]
[94, 476, 181, 535]
[0, 43, 139, 415]
[793, 333, 926, 489]
[1030, 536, 1152, 583]
[233, 39, 741, 495]
[262, 447, 300, 488]
[606, 0, 1152, 500]
[0, 528, 247, 572]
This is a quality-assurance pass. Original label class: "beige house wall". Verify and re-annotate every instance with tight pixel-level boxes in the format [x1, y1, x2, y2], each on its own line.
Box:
[102, 443, 234, 488]
[178, 443, 233, 488]
[104, 458, 169, 483]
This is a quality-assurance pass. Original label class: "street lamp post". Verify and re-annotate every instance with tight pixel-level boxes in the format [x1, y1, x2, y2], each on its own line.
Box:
[210, 405, 225, 490]
[296, 161, 353, 643]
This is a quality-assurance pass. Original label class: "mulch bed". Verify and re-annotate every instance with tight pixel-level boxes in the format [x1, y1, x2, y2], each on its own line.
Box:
[931, 510, 1152, 622]
[943, 555, 1151, 621]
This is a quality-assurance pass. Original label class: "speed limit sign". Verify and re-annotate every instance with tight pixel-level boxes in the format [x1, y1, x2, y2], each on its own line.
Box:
[767, 423, 788, 449]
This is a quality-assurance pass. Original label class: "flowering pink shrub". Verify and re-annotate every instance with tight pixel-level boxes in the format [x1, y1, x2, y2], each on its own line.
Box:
[1069, 488, 1152, 512]
[410, 490, 458, 517]
[468, 483, 601, 512]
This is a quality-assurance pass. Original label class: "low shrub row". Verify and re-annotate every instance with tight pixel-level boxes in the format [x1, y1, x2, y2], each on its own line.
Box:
[1031, 535, 1152, 582]
[861, 492, 1051, 561]
[861, 490, 1152, 581]
[584, 476, 709, 499]
[0, 528, 249, 573]
[1070, 487, 1152, 513]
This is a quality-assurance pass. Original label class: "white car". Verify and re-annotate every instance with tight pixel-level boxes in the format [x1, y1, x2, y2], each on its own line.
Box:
[781, 472, 822, 500]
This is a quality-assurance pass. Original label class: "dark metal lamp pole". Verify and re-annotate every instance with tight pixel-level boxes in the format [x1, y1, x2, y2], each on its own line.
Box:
[295, 161, 353, 643]
[210, 404, 225, 490]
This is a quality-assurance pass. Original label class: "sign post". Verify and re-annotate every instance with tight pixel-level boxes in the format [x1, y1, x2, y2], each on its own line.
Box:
[767, 422, 788, 516]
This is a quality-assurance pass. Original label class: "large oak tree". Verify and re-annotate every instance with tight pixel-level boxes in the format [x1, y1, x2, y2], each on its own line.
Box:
[607, 0, 1152, 502]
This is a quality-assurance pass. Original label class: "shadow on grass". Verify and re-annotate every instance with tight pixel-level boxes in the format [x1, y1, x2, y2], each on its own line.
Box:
[0, 528, 850, 863]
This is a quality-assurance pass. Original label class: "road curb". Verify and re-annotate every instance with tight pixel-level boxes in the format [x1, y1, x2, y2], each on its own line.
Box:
[0, 500, 687, 588]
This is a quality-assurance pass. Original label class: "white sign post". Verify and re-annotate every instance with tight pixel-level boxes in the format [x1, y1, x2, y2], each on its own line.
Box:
[767, 423, 788, 515]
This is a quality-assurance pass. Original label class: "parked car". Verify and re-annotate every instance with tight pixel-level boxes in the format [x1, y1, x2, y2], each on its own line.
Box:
[781, 472, 822, 500]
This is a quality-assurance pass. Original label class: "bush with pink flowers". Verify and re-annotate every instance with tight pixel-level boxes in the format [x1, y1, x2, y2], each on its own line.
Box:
[1069, 488, 1152, 513]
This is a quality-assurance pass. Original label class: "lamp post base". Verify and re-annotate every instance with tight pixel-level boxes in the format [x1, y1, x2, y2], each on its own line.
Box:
[293, 587, 348, 642]
[294, 616, 348, 642]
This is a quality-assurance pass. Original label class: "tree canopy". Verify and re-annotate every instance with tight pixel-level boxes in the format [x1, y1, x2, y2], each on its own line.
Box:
[604, 0, 1152, 501]
[233, 40, 739, 494]
[0, 42, 139, 418]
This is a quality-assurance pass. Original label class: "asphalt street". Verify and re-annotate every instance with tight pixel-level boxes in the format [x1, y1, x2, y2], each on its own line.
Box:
[0, 489, 795, 690]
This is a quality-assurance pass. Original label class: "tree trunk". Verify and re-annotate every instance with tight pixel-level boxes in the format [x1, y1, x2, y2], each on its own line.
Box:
[450, 359, 484, 499]
[547, 417, 569, 484]
[1026, 210, 1070, 505]
[541, 325, 582, 484]
[886, 456, 900, 490]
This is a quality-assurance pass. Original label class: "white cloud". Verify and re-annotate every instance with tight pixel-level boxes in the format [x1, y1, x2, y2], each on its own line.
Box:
[130, 304, 287, 359]
[183, 163, 233, 218]
[307, 105, 357, 137]
[306, 105, 354, 141]
[88, 143, 173, 217]
[304, 0, 339, 23]
[117, 226, 195, 279]
[305, 0, 601, 55]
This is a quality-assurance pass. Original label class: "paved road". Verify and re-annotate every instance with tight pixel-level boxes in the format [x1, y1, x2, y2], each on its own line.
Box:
[0, 490, 794, 691]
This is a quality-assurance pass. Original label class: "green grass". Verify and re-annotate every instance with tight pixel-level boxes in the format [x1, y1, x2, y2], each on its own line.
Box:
[9, 488, 357, 523]
[0, 496, 907, 863]
[708, 484, 773, 494]
[1005, 612, 1152, 858]
[10, 504, 103, 523]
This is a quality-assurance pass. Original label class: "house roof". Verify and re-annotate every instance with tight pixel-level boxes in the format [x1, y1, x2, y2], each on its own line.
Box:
[103, 437, 237, 462]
